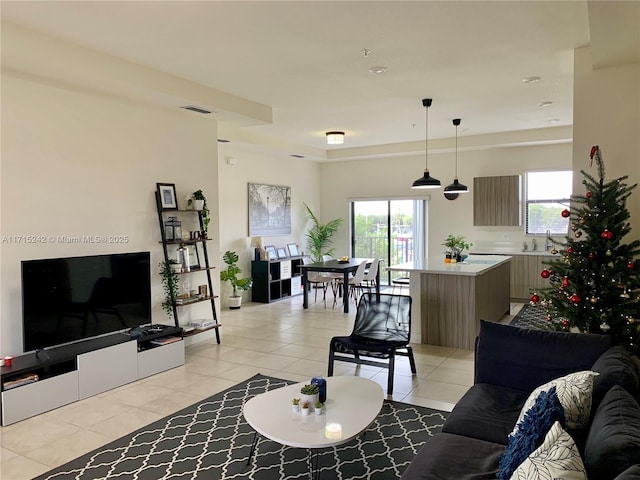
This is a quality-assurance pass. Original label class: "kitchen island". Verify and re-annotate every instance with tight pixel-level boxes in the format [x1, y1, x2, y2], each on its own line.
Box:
[388, 255, 511, 350]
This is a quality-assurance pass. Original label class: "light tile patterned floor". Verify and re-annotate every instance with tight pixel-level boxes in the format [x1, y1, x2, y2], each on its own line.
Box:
[0, 294, 521, 480]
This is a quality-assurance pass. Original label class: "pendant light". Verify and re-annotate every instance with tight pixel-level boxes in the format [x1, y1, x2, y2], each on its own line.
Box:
[444, 118, 469, 193]
[412, 98, 441, 189]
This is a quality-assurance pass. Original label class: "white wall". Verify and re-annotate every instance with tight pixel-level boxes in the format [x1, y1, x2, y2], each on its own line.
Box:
[1, 72, 220, 355]
[573, 46, 640, 242]
[320, 142, 573, 258]
[217, 144, 321, 306]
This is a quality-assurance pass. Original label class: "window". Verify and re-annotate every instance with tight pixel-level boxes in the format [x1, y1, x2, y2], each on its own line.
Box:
[525, 171, 572, 234]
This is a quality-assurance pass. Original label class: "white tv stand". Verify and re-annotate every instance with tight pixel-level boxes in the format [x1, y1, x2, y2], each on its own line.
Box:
[0, 326, 184, 425]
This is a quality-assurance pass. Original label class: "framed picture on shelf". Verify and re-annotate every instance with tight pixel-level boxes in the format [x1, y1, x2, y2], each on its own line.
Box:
[188, 244, 200, 269]
[287, 243, 299, 257]
[277, 247, 288, 259]
[157, 183, 178, 210]
[264, 245, 277, 261]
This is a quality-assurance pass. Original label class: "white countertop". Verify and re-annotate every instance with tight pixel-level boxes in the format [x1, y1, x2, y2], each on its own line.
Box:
[470, 249, 555, 257]
[388, 254, 511, 276]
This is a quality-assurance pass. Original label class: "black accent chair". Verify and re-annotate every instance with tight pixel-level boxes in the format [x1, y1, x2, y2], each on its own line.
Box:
[328, 293, 416, 395]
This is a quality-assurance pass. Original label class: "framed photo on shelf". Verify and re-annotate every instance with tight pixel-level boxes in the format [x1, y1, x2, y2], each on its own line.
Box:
[287, 243, 299, 257]
[264, 245, 277, 261]
[157, 183, 178, 210]
[188, 244, 200, 270]
[277, 247, 288, 259]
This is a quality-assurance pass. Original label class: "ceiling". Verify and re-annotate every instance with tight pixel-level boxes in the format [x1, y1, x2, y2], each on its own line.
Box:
[1, 1, 639, 160]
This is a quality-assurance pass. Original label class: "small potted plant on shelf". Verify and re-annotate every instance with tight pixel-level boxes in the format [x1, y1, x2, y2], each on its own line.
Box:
[219, 250, 253, 309]
[300, 400, 311, 415]
[187, 189, 210, 236]
[292, 398, 300, 412]
[314, 400, 324, 415]
[442, 234, 473, 263]
[159, 260, 180, 319]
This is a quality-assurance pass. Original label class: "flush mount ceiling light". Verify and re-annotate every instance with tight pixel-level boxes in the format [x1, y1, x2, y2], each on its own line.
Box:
[326, 131, 345, 145]
[412, 98, 441, 189]
[444, 118, 469, 199]
[539, 101, 553, 107]
[522, 76, 541, 84]
[368, 66, 389, 74]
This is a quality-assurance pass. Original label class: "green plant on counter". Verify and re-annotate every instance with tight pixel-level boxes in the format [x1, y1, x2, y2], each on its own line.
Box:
[442, 235, 473, 257]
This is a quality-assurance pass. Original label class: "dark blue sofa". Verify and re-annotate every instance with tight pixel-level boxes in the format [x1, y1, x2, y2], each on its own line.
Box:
[401, 320, 640, 480]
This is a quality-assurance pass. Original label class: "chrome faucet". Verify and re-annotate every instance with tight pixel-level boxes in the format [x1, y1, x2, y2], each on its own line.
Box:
[545, 230, 552, 251]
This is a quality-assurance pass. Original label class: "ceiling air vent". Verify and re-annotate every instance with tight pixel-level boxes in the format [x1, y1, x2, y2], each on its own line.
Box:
[217, 139, 230, 143]
[180, 106, 211, 115]
[290, 154, 305, 158]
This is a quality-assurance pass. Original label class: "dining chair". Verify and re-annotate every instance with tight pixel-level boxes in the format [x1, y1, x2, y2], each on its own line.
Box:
[361, 258, 380, 294]
[301, 257, 330, 306]
[327, 293, 416, 395]
[334, 260, 368, 307]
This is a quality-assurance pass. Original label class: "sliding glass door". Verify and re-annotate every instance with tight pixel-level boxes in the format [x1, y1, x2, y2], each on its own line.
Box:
[350, 199, 425, 285]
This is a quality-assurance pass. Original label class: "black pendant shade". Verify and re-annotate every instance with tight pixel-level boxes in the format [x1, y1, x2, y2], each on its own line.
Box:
[444, 118, 469, 193]
[412, 98, 441, 189]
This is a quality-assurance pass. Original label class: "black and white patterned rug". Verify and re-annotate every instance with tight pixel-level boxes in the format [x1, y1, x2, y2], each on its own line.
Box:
[509, 304, 553, 330]
[36, 374, 448, 480]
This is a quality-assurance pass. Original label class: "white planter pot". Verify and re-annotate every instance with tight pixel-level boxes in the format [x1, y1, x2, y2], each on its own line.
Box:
[300, 407, 310, 416]
[299, 393, 319, 407]
[228, 296, 242, 309]
[192, 199, 205, 210]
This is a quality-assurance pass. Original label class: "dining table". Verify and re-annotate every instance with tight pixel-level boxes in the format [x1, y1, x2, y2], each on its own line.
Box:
[299, 258, 379, 313]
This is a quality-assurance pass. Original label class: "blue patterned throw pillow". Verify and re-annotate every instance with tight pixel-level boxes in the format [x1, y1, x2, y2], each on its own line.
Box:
[497, 386, 565, 480]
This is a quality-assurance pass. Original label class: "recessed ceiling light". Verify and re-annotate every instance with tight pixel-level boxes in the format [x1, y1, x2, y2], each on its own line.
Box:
[547, 119, 560, 124]
[369, 66, 389, 74]
[522, 76, 541, 84]
[539, 101, 553, 107]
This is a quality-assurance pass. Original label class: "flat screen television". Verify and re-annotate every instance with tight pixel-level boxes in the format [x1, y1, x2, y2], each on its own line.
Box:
[22, 251, 152, 352]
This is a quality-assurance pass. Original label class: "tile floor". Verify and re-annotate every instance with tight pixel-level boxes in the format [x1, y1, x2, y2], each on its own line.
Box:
[0, 293, 522, 480]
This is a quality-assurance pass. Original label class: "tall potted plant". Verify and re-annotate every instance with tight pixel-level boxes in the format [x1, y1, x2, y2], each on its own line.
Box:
[219, 250, 253, 309]
[304, 203, 343, 262]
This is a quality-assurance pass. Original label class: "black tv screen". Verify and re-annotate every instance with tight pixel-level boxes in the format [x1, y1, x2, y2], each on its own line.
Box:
[22, 251, 152, 352]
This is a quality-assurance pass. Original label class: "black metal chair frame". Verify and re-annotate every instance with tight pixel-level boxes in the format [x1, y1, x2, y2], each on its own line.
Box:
[327, 293, 416, 395]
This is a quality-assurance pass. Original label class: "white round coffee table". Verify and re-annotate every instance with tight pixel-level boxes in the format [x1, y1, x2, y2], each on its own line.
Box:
[243, 376, 384, 477]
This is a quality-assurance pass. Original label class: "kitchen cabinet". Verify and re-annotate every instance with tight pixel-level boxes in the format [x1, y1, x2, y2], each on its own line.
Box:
[510, 254, 550, 301]
[473, 175, 521, 226]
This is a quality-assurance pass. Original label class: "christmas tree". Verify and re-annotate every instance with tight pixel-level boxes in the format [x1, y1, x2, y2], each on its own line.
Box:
[532, 146, 640, 349]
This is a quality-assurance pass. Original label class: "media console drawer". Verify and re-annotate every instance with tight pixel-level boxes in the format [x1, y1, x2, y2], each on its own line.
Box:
[78, 341, 138, 399]
[138, 340, 185, 379]
[2, 371, 79, 425]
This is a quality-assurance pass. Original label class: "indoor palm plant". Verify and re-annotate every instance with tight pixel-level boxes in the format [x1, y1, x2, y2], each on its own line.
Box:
[219, 250, 253, 309]
[304, 203, 343, 262]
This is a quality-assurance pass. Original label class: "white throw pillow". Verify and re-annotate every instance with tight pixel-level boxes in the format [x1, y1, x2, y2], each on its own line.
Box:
[510, 421, 587, 480]
[513, 371, 598, 434]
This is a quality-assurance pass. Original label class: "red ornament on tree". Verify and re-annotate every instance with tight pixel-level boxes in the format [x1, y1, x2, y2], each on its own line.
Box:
[586, 191, 592, 198]
[561, 209, 571, 218]
[628, 262, 635, 270]
[601, 229, 614, 240]
[562, 276, 570, 288]
[569, 294, 581, 304]
[561, 319, 570, 328]
[530, 294, 540, 303]
[588, 252, 595, 259]
[541, 269, 551, 279]
[567, 247, 574, 255]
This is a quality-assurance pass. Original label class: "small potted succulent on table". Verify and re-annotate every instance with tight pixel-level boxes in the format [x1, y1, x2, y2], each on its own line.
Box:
[299, 384, 320, 407]
[314, 400, 324, 415]
[300, 400, 311, 415]
[292, 398, 300, 412]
